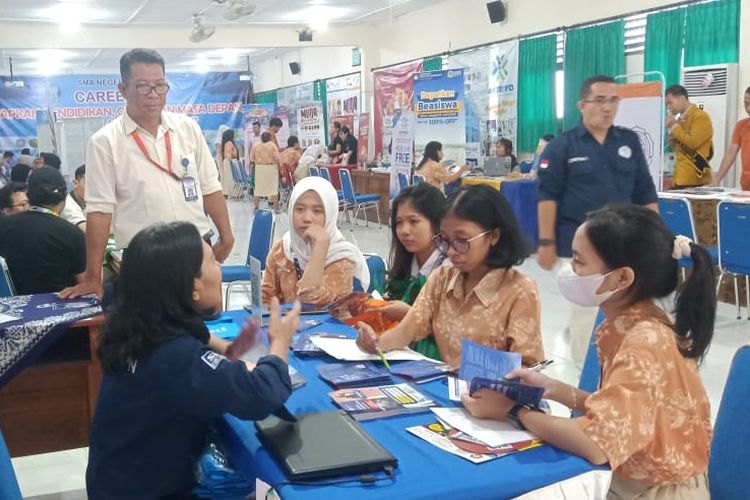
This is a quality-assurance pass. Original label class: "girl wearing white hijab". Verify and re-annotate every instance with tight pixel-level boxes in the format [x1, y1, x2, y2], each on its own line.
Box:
[261, 176, 369, 306]
[294, 144, 326, 182]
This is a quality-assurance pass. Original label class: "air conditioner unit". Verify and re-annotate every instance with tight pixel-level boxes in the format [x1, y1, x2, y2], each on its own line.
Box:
[681, 63, 739, 186]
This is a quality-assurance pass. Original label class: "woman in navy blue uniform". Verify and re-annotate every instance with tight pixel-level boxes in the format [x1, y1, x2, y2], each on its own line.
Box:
[86, 221, 300, 499]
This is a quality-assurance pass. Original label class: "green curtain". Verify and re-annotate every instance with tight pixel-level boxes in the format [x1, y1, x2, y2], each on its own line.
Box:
[422, 56, 443, 72]
[684, 0, 740, 66]
[314, 80, 329, 142]
[254, 90, 278, 105]
[644, 8, 686, 87]
[517, 34, 558, 152]
[563, 21, 625, 129]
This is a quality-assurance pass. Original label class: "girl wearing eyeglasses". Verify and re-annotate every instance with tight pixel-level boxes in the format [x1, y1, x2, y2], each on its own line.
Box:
[356, 184, 544, 367]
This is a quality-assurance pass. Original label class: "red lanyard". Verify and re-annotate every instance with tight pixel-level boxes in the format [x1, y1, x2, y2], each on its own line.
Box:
[132, 130, 179, 180]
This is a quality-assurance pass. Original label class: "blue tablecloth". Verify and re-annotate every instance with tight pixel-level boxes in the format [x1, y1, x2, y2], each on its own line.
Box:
[0, 293, 101, 389]
[217, 310, 603, 500]
[501, 179, 539, 249]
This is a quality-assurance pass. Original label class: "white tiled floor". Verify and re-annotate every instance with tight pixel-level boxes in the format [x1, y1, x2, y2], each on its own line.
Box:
[11, 197, 748, 497]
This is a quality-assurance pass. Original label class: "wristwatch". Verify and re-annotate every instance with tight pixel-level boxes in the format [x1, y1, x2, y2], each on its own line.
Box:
[507, 404, 537, 430]
[538, 239, 555, 246]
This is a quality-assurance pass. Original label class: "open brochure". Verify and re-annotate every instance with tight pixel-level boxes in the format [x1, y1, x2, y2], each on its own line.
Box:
[330, 383, 435, 421]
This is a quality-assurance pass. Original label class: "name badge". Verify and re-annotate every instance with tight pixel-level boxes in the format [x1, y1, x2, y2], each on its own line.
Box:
[182, 176, 199, 202]
[567, 157, 590, 164]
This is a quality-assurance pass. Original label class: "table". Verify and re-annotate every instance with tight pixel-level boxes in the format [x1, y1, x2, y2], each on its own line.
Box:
[351, 169, 391, 223]
[0, 293, 103, 456]
[323, 164, 356, 190]
[462, 176, 539, 248]
[218, 310, 606, 500]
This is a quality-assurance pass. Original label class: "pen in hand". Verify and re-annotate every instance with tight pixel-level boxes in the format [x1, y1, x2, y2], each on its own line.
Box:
[377, 348, 392, 371]
[528, 359, 554, 372]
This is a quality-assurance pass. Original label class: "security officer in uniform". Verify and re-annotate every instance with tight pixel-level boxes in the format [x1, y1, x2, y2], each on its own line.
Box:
[536, 75, 658, 366]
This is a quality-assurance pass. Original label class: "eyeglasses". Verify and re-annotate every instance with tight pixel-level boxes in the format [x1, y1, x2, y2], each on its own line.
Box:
[582, 96, 621, 107]
[134, 83, 170, 96]
[434, 230, 490, 255]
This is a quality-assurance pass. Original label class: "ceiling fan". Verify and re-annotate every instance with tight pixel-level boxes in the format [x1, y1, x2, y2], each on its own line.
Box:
[189, 14, 215, 43]
[216, 0, 256, 21]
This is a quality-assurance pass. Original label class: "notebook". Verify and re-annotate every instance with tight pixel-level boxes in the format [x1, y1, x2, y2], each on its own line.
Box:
[255, 410, 398, 480]
[317, 362, 392, 388]
[330, 383, 435, 421]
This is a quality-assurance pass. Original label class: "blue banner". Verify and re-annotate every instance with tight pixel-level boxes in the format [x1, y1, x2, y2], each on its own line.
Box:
[413, 69, 466, 165]
[0, 72, 252, 154]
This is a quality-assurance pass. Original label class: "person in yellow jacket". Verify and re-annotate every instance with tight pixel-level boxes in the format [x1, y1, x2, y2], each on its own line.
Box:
[665, 85, 714, 188]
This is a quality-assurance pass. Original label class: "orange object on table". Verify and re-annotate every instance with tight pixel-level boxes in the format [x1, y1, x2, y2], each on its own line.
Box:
[341, 298, 398, 334]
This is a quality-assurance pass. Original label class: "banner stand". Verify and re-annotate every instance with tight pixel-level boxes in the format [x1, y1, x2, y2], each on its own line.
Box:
[614, 71, 666, 191]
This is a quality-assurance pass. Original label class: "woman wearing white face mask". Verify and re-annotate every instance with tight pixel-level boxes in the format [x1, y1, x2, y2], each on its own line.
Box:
[462, 205, 715, 499]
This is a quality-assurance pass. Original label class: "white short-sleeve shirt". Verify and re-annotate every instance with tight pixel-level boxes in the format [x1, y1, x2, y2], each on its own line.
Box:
[85, 111, 222, 247]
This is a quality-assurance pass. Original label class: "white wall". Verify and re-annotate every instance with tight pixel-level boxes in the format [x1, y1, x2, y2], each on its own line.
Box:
[371, 0, 685, 66]
[251, 46, 360, 92]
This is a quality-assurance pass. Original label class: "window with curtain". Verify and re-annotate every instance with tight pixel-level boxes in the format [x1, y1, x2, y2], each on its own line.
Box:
[644, 8, 686, 87]
[422, 56, 443, 72]
[684, 0, 740, 66]
[254, 90, 278, 105]
[563, 20, 625, 129]
[517, 34, 558, 152]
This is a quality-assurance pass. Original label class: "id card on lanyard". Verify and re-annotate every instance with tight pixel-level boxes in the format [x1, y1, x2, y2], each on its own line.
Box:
[132, 130, 199, 202]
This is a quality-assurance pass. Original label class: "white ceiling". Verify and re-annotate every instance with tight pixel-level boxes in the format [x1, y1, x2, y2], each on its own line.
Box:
[0, 0, 434, 26]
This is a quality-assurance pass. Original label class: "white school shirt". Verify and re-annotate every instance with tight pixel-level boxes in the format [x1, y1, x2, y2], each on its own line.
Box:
[85, 111, 222, 247]
[410, 248, 450, 278]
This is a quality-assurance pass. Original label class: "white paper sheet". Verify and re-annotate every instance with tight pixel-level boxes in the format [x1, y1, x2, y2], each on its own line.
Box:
[309, 336, 427, 361]
[431, 407, 534, 448]
[447, 376, 469, 402]
[0, 313, 20, 325]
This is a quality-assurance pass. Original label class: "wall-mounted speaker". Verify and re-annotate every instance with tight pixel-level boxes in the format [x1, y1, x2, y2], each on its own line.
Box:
[486, 1, 506, 24]
[289, 62, 301, 75]
[298, 29, 313, 42]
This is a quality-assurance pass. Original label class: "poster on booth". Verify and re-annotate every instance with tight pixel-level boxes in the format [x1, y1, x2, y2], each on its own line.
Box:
[358, 113, 370, 167]
[413, 69, 466, 165]
[278, 82, 315, 138]
[0, 72, 252, 156]
[390, 110, 416, 198]
[297, 103, 325, 150]
[373, 60, 423, 163]
[448, 40, 518, 163]
[614, 81, 664, 190]
[326, 73, 361, 127]
[274, 106, 291, 149]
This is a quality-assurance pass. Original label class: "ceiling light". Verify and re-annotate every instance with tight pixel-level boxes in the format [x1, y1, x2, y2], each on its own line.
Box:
[189, 14, 215, 43]
[219, 0, 256, 21]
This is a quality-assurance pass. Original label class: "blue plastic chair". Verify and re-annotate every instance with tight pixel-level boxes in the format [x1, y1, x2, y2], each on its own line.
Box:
[360, 253, 387, 294]
[0, 257, 15, 298]
[709, 345, 750, 499]
[518, 161, 533, 174]
[222, 210, 275, 305]
[717, 201, 750, 320]
[578, 309, 605, 394]
[309, 166, 320, 177]
[319, 167, 344, 201]
[413, 174, 425, 185]
[398, 171, 410, 192]
[658, 195, 718, 268]
[0, 429, 22, 500]
[339, 168, 381, 228]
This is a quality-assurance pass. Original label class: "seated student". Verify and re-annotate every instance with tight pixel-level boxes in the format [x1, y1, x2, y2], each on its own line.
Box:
[376, 183, 449, 360]
[0, 167, 85, 294]
[61, 164, 87, 232]
[86, 221, 301, 499]
[0, 181, 29, 216]
[279, 135, 302, 186]
[262, 176, 370, 307]
[463, 205, 713, 499]
[495, 138, 519, 171]
[296, 144, 325, 182]
[415, 141, 469, 193]
[357, 185, 544, 367]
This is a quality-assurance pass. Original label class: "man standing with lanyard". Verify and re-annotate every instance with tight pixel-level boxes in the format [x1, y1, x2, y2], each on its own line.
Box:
[61, 48, 234, 299]
[536, 75, 658, 368]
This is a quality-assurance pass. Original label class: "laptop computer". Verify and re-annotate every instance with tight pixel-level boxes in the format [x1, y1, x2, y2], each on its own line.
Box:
[482, 157, 513, 177]
[255, 410, 398, 480]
